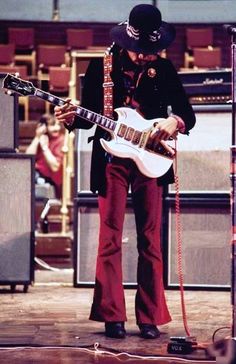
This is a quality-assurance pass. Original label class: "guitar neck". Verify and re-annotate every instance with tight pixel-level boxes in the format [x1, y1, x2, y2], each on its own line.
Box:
[34, 88, 116, 132]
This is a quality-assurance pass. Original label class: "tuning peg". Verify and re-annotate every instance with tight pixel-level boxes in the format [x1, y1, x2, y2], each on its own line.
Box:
[5, 90, 14, 96]
[13, 72, 20, 78]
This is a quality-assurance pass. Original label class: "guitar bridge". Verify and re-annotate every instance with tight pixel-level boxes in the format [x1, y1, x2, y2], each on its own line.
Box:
[145, 139, 175, 159]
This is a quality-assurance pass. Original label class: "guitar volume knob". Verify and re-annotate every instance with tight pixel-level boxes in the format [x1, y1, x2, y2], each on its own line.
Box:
[5, 90, 14, 96]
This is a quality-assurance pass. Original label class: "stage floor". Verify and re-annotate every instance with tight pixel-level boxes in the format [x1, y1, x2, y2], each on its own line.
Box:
[0, 270, 232, 364]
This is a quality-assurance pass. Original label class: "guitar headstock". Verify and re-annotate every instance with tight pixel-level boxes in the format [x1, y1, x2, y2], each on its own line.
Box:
[2, 74, 36, 96]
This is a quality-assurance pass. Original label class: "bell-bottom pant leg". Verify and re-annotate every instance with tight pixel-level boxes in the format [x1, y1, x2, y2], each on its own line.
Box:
[89, 160, 129, 322]
[131, 173, 171, 326]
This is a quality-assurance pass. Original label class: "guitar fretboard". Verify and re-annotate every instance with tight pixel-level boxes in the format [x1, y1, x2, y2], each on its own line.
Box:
[35, 89, 117, 132]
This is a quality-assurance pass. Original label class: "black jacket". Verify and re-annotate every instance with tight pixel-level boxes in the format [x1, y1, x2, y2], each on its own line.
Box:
[70, 49, 196, 194]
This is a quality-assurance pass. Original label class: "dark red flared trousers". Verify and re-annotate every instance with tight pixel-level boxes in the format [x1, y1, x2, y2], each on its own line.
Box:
[89, 157, 171, 325]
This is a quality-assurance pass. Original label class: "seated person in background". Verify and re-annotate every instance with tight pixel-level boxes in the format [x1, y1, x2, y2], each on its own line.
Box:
[26, 113, 65, 198]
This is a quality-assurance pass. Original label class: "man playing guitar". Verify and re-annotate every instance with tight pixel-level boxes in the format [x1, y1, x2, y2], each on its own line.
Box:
[54, 4, 196, 340]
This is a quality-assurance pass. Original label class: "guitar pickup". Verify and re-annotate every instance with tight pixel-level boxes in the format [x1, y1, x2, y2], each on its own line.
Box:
[124, 127, 135, 141]
[117, 123, 127, 137]
[131, 130, 142, 145]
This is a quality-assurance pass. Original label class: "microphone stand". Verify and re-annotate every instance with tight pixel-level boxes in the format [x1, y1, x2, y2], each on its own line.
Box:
[227, 24, 236, 338]
[207, 24, 236, 363]
[52, 0, 60, 21]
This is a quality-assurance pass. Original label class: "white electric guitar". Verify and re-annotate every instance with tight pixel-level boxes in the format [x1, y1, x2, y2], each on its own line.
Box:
[2, 73, 176, 178]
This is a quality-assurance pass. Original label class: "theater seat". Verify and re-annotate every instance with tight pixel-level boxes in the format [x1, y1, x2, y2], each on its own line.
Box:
[37, 45, 69, 87]
[193, 47, 222, 69]
[0, 43, 15, 66]
[8, 27, 36, 75]
[66, 28, 93, 50]
[184, 27, 214, 68]
[49, 66, 71, 95]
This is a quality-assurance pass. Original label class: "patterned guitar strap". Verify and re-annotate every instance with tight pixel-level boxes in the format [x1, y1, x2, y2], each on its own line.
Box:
[103, 45, 114, 118]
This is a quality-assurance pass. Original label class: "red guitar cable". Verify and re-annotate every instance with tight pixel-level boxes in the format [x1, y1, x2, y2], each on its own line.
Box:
[174, 147, 191, 338]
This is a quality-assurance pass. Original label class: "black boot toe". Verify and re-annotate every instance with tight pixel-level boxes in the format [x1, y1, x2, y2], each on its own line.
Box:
[105, 322, 126, 339]
[139, 324, 160, 339]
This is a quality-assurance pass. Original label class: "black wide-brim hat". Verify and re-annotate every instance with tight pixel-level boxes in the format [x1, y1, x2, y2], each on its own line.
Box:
[110, 4, 176, 54]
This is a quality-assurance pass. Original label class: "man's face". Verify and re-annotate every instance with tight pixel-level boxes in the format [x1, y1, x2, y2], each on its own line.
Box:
[127, 50, 158, 65]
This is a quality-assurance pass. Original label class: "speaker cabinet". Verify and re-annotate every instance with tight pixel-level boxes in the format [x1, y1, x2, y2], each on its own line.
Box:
[0, 153, 35, 291]
[164, 109, 232, 289]
[169, 110, 231, 192]
[76, 111, 231, 193]
[0, 73, 18, 152]
[74, 194, 138, 286]
[164, 195, 231, 289]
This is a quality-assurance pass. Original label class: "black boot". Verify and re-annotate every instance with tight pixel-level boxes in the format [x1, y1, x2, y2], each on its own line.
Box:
[139, 324, 160, 339]
[105, 322, 126, 339]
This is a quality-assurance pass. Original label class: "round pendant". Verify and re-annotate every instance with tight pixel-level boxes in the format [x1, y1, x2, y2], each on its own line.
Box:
[147, 68, 157, 78]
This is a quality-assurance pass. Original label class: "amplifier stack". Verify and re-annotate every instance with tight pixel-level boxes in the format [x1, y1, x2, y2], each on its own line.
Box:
[0, 73, 34, 292]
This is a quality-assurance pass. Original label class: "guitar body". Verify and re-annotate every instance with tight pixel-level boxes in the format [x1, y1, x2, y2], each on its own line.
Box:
[100, 107, 174, 178]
